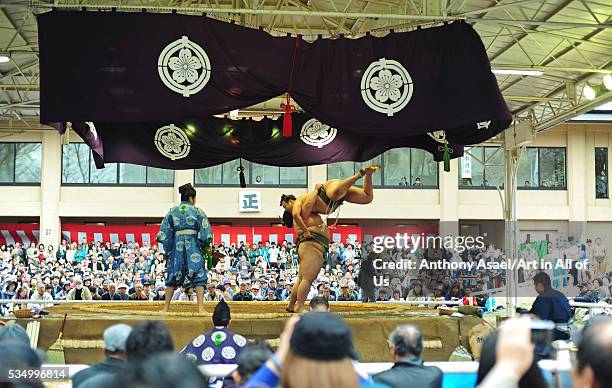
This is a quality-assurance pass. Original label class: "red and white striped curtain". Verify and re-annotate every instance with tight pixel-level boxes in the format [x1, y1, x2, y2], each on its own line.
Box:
[0, 224, 40, 246]
[0, 224, 440, 247]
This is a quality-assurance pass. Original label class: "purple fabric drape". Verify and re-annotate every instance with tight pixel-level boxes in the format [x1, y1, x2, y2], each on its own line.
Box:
[70, 115, 463, 170]
[38, 11, 511, 148]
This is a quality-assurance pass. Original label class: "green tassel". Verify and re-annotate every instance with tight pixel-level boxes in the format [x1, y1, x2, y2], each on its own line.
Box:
[443, 139, 451, 172]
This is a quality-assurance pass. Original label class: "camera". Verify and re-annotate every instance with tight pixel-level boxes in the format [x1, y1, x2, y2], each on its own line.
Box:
[531, 320, 555, 357]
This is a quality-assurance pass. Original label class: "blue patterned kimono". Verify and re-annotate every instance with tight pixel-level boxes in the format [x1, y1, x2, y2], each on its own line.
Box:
[180, 326, 246, 366]
[157, 201, 213, 289]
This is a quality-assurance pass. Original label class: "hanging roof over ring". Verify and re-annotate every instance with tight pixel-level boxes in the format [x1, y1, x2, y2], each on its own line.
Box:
[0, 0, 610, 133]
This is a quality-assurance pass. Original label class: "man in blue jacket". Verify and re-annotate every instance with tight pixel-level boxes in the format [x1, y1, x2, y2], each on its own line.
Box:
[529, 272, 573, 340]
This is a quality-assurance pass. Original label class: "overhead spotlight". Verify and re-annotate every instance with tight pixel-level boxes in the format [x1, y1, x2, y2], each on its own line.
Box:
[492, 69, 543, 76]
[603, 74, 612, 91]
[229, 109, 239, 119]
[582, 84, 597, 101]
[0, 55, 10, 63]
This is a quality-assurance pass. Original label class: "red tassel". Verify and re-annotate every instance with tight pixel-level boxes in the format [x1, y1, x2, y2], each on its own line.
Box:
[281, 92, 296, 138]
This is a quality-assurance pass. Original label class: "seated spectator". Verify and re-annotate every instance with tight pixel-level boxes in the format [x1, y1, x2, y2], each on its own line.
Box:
[462, 287, 478, 306]
[592, 278, 608, 301]
[337, 284, 356, 301]
[309, 296, 330, 312]
[445, 283, 463, 301]
[67, 277, 93, 301]
[575, 281, 598, 303]
[572, 316, 611, 388]
[233, 281, 254, 301]
[373, 324, 442, 388]
[30, 281, 53, 309]
[251, 284, 264, 301]
[181, 299, 246, 365]
[407, 281, 427, 300]
[12, 285, 31, 311]
[376, 289, 389, 302]
[529, 272, 573, 340]
[265, 290, 278, 301]
[116, 283, 130, 301]
[55, 281, 72, 300]
[320, 285, 333, 301]
[117, 352, 207, 388]
[101, 283, 122, 301]
[244, 312, 368, 388]
[152, 286, 166, 301]
[204, 283, 224, 302]
[71, 323, 132, 388]
[224, 342, 273, 388]
[390, 290, 403, 302]
[128, 283, 148, 301]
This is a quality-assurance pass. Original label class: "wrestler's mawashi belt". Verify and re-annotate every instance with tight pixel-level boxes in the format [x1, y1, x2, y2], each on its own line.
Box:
[175, 229, 198, 236]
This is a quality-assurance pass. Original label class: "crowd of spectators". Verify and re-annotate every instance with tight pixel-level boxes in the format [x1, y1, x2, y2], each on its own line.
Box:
[0, 234, 610, 316]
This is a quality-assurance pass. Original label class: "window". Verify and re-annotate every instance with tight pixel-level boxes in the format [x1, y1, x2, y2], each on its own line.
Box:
[537, 148, 566, 189]
[459, 146, 566, 190]
[0, 143, 42, 184]
[327, 149, 437, 188]
[518, 148, 539, 188]
[458, 147, 502, 188]
[595, 147, 608, 198]
[195, 161, 307, 186]
[61, 143, 173, 185]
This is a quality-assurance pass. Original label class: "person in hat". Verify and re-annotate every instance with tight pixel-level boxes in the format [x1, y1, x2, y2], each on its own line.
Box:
[55, 281, 72, 300]
[117, 283, 130, 301]
[67, 276, 93, 301]
[157, 183, 213, 313]
[71, 323, 133, 388]
[575, 281, 598, 303]
[203, 283, 223, 302]
[180, 299, 247, 366]
[244, 312, 372, 388]
[250, 283, 264, 301]
[265, 289, 278, 302]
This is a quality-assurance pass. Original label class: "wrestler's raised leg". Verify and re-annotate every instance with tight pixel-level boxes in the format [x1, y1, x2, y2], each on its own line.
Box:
[294, 241, 325, 313]
[344, 168, 375, 205]
[163, 286, 175, 312]
[324, 165, 379, 202]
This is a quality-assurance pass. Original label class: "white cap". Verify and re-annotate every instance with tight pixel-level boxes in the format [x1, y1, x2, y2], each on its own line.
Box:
[103, 324, 132, 353]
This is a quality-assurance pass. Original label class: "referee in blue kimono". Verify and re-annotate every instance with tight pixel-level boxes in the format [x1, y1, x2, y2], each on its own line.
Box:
[157, 183, 213, 313]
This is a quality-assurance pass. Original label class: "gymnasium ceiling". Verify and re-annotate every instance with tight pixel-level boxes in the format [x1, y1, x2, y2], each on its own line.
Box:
[0, 0, 610, 135]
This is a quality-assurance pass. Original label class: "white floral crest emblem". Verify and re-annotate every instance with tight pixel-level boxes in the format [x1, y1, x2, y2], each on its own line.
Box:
[360, 58, 413, 116]
[154, 124, 191, 160]
[158, 36, 211, 97]
[300, 119, 337, 148]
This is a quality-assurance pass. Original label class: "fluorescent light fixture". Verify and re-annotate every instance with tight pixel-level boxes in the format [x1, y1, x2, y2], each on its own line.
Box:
[229, 109, 239, 119]
[582, 84, 596, 101]
[492, 69, 543, 76]
[0, 55, 10, 63]
[603, 74, 612, 91]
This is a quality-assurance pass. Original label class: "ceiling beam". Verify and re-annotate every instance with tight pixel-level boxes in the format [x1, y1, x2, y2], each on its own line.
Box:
[462, 0, 543, 17]
[6, 2, 608, 29]
[492, 65, 612, 74]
